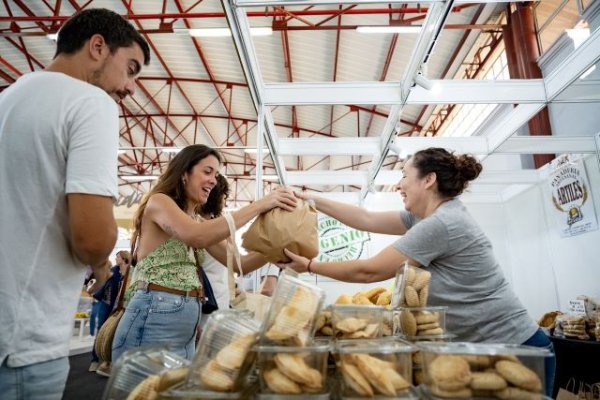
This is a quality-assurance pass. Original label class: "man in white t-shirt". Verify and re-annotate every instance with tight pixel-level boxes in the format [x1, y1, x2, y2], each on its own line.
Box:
[0, 9, 150, 399]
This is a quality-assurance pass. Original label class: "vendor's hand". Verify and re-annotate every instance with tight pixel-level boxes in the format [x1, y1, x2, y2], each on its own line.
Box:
[278, 248, 311, 274]
[294, 190, 314, 202]
[256, 187, 297, 213]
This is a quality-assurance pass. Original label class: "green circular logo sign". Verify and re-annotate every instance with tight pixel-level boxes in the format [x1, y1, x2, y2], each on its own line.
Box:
[317, 214, 370, 262]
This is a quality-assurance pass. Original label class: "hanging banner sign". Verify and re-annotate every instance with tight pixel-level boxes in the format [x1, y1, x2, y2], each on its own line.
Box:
[317, 214, 371, 262]
[547, 154, 598, 238]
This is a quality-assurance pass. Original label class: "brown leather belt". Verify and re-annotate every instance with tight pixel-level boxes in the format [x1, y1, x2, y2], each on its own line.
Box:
[137, 282, 203, 299]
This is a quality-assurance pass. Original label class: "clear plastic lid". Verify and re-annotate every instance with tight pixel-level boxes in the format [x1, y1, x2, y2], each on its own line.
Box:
[103, 348, 190, 400]
[159, 382, 254, 399]
[188, 311, 261, 392]
[254, 339, 332, 353]
[417, 341, 552, 357]
[334, 338, 414, 354]
[260, 272, 325, 346]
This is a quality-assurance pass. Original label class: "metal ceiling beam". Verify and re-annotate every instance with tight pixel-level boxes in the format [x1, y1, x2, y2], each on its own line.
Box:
[279, 136, 598, 156]
[282, 168, 541, 186]
[279, 137, 381, 155]
[263, 79, 553, 105]
[221, 0, 288, 185]
[481, 25, 600, 156]
[233, 0, 537, 7]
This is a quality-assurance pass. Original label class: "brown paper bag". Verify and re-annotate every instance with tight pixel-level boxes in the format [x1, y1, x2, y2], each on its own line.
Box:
[242, 199, 319, 263]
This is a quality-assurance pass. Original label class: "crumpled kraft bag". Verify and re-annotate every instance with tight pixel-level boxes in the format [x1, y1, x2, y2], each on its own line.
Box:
[242, 198, 319, 263]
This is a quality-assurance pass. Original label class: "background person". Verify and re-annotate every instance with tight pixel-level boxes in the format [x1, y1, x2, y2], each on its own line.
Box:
[111, 144, 296, 362]
[0, 8, 150, 399]
[281, 147, 555, 396]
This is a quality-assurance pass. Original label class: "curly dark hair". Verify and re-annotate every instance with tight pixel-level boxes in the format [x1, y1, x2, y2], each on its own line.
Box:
[201, 174, 230, 218]
[55, 8, 150, 65]
[411, 147, 483, 198]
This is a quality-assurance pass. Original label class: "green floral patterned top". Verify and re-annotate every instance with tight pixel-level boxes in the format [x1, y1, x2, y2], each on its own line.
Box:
[125, 238, 205, 301]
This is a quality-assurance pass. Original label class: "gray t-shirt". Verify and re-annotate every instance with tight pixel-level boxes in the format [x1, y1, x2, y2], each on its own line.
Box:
[393, 199, 538, 344]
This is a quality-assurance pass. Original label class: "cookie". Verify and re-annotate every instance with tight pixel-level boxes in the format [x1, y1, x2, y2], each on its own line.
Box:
[336, 317, 368, 334]
[400, 310, 417, 337]
[419, 285, 429, 307]
[347, 323, 379, 339]
[127, 375, 160, 400]
[418, 327, 444, 336]
[495, 360, 542, 392]
[353, 354, 396, 396]
[415, 312, 439, 324]
[417, 322, 440, 331]
[462, 355, 492, 369]
[404, 286, 420, 307]
[200, 360, 234, 392]
[264, 368, 302, 394]
[320, 326, 333, 336]
[413, 270, 431, 291]
[405, 267, 417, 285]
[430, 385, 473, 398]
[429, 355, 472, 391]
[274, 353, 322, 390]
[215, 334, 255, 370]
[157, 368, 189, 392]
[341, 362, 374, 397]
[469, 371, 507, 390]
[495, 387, 544, 400]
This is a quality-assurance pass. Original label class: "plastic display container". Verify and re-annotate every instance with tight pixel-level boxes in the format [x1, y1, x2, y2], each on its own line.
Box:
[391, 262, 431, 308]
[394, 307, 448, 339]
[254, 340, 331, 396]
[157, 382, 256, 399]
[260, 272, 325, 346]
[331, 304, 384, 340]
[418, 342, 551, 399]
[334, 339, 415, 398]
[187, 310, 261, 392]
[103, 348, 190, 400]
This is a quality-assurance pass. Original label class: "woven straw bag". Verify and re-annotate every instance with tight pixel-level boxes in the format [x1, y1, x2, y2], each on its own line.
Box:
[94, 308, 124, 362]
[93, 244, 134, 362]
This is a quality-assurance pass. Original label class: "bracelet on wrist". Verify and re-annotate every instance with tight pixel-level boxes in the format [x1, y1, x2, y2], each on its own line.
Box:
[307, 259, 314, 274]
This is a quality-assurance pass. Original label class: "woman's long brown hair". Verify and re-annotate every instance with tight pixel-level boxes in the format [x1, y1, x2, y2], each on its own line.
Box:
[130, 144, 222, 265]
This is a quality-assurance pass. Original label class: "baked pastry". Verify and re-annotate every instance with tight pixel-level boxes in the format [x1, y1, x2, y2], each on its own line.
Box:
[405, 267, 417, 285]
[273, 353, 322, 390]
[200, 360, 234, 391]
[365, 287, 387, 302]
[353, 354, 396, 396]
[127, 375, 160, 400]
[417, 322, 440, 331]
[419, 285, 429, 307]
[264, 368, 302, 394]
[412, 270, 431, 291]
[430, 385, 473, 398]
[404, 286, 420, 307]
[347, 323, 378, 339]
[415, 311, 439, 324]
[429, 355, 472, 391]
[495, 387, 544, 400]
[336, 294, 353, 304]
[266, 305, 312, 341]
[418, 327, 444, 336]
[376, 290, 392, 306]
[215, 334, 255, 370]
[495, 360, 542, 392]
[400, 310, 417, 337]
[461, 355, 492, 369]
[336, 317, 368, 333]
[469, 371, 507, 390]
[157, 368, 189, 392]
[341, 362, 374, 397]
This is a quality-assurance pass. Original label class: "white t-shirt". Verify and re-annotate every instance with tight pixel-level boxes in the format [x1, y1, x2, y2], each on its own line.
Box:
[0, 71, 119, 367]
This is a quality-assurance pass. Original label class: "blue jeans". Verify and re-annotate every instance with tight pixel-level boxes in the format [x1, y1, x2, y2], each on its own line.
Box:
[0, 357, 69, 400]
[89, 301, 100, 336]
[111, 289, 200, 363]
[91, 301, 112, 362]
[522, 328, 555, 396]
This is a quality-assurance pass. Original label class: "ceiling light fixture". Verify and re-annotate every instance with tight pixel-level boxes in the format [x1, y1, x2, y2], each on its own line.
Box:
[244, 148, 270, 154]
[121, 175, 160, 182]
[161, 147, 182, 154]
[356, 26, 421, 34]
[261, 175, 279, 181]
[175, 27, 272, 37]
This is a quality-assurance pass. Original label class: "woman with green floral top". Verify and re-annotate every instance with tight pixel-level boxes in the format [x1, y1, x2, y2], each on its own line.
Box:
[112, 144, 296, 361]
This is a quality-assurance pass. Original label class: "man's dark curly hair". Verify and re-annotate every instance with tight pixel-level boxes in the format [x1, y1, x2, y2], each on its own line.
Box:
[55, 8, 150, 65]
